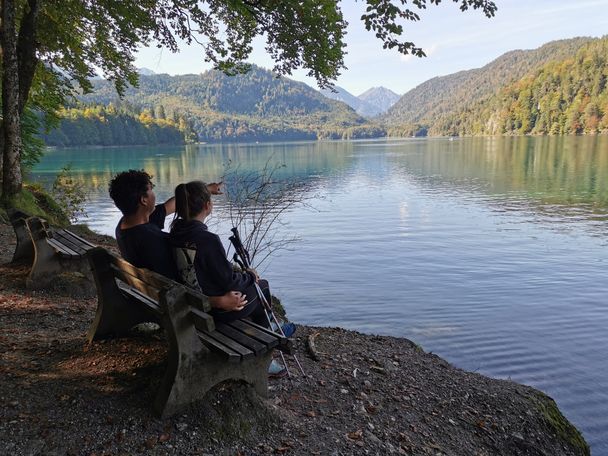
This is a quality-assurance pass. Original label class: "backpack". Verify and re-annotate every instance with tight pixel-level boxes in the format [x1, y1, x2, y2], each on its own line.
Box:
[172, 246, 200, 291]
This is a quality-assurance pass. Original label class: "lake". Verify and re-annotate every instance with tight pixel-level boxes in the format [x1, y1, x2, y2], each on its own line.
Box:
[31, 136, 608, 453]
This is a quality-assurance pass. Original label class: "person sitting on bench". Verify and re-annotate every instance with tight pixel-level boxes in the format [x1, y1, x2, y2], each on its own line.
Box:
[168, 180, 271, 326]
[169, 181, 291, 377]
[108, 170, 245, 312]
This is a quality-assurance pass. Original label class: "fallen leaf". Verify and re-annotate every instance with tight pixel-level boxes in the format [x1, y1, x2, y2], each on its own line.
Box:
[159, 433, 170, 443]
[144, 437, 157, 449]
[346, 429, 363, 441]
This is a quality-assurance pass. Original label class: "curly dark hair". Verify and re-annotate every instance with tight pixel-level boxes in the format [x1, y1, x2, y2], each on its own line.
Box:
[109, 170, 153, 216]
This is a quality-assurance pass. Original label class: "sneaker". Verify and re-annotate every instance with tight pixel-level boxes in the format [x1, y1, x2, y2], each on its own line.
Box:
[271, 321, 296, 338]
[268, 359, 287, 378]
[281, 322, 296, 338]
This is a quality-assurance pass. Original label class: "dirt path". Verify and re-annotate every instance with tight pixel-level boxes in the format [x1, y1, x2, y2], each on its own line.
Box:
[0, 222, 589, 455]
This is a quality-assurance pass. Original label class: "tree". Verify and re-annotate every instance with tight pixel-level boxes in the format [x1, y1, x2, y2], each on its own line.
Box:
[0, 0, 497, 202]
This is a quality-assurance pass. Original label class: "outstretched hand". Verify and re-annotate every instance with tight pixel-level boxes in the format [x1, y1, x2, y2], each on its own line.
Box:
[207, 182, 223, 195]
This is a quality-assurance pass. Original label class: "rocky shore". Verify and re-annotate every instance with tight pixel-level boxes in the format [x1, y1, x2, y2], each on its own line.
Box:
[0, 221, 589, 455]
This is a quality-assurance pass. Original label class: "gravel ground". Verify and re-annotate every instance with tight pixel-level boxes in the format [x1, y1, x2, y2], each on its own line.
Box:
[0, 222, 590, 455]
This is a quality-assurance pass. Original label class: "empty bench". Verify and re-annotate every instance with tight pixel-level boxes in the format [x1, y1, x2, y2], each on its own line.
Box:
[25, 217, 96, 289]
[86, 247, 292, 417]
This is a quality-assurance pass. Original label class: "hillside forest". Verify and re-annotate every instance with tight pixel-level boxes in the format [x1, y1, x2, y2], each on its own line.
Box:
[41, 36, 608, 147]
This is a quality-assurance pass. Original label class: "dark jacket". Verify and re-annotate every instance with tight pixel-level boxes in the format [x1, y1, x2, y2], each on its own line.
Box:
[115, 204, 178, 280]
[169, 219, 255, 296]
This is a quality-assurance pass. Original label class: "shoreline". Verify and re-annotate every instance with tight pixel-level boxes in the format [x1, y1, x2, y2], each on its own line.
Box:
[0, 221, 590, 455]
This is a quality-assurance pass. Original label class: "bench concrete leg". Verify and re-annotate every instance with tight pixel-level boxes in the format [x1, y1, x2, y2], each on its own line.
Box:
[11, 219, 34, 265]
[27, 246, 91, 289]
[154, 350, 273, 418]
[153, 286, 273, 417]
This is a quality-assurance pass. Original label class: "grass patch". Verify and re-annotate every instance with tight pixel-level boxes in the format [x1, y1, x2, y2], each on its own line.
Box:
[2, 184, 70, 226]
[534, 391, 589, 455]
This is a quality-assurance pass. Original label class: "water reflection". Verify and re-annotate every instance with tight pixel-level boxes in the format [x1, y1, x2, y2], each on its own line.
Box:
[35, 137, 608, 225]
[376, 136, 608, 234]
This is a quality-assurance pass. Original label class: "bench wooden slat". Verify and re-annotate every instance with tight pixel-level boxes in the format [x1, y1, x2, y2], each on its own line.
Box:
[108, 256, 174, 293]
[228, 320, 279, 348]
[57, 229, 95, 249]
[190, 308, 215, 333]
[203, 330, 254, 360]
[53, 230, 90, 255]
[117, 280, 162, 314]
[47, 237, 80, 257]
[240, 319, 293, 354]
[216, 323, 267, 355]
[110, 264, 161, 302]
[50, 234, 87, 256]
[196, 330, 241, 363]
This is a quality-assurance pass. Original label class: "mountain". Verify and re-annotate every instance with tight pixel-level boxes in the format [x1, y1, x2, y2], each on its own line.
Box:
[358, 87, 400, 114]
[137, 67, 157, 76]
[436, 36, 608, 136]
[320, 85, 380, 117]
[74, 66, 386, 143]
[383, 37, 595, 135]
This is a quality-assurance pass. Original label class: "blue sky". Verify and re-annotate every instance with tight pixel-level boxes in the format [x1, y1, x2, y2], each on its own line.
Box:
[135, 0, 608, 96]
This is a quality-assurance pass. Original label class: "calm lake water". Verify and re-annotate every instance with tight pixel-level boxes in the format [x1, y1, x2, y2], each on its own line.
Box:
[31, 136, 608, 453]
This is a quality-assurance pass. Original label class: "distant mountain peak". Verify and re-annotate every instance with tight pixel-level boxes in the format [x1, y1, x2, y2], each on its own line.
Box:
[137, 67, 156, 76]
[320, 85, 399, 117]
[358, 87, 401, 114]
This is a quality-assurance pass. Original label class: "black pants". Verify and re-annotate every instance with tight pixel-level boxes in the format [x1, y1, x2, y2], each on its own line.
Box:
[210, 279, 271, 328]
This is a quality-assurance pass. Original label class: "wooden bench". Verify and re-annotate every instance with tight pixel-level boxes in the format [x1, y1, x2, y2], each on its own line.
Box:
[86, 247, 292, 417]
[24, 216, 96, 289]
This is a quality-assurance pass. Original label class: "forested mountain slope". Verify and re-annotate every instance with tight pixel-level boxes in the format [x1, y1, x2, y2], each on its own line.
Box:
[383, 37, 594, 134]
[436, 36, 608, 135]
[72, 66, 384, 143]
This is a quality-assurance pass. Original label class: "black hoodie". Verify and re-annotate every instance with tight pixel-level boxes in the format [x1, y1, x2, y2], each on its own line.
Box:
[169, 219, 255, 296]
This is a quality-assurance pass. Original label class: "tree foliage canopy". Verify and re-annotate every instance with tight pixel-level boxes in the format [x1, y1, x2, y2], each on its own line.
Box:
[0, 0, 497, 199]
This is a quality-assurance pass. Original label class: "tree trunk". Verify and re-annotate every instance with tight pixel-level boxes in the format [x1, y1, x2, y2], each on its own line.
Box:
[17, 0, 39, 115]
[0, 126, 4, 186]
[1, 0, 23, 200]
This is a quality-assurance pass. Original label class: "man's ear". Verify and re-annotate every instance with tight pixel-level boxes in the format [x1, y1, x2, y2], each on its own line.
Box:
[139, 193, 150, 207]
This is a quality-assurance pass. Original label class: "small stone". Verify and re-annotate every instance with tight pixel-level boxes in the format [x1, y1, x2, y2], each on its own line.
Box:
[365, 431, 382, 445]
[340, 388, 348, 394]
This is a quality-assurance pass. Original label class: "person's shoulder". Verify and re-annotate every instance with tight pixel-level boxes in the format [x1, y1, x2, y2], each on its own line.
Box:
[125, 222, 167, 240]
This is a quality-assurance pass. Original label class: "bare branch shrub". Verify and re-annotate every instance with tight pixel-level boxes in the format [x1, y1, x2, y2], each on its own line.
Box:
[219, 157, 315, 269]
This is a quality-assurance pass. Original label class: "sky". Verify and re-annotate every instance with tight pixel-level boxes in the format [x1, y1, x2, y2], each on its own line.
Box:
[134, 0, 608, 97]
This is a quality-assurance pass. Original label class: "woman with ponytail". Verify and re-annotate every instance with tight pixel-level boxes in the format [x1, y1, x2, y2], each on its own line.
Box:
[169, 181, 269, 326]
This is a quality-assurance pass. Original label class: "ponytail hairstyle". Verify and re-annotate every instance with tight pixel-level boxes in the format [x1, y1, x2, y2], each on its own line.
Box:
[172, 181, 211, 227]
